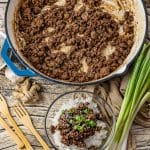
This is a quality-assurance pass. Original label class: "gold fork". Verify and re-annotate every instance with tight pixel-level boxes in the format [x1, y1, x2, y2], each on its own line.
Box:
[13, 103, 50, 150]
[0, 94, 33, 150]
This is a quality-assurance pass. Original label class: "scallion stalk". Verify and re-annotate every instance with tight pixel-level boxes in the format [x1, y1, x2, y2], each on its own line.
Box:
[107, 43, 150, 150]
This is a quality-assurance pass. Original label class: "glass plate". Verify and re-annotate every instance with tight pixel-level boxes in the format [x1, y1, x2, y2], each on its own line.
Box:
[45, 91, 116, 150]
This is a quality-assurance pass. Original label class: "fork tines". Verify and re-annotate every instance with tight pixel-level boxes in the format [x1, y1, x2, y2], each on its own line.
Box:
[13, 103, 28, 118]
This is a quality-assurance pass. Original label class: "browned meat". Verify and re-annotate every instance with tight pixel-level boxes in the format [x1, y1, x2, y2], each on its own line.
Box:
[15, 0, 134, 82]
[51, 102, 103, 148]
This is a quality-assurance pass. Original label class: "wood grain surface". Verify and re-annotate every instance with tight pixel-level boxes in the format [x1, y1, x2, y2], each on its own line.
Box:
[0, 0, 150, 150]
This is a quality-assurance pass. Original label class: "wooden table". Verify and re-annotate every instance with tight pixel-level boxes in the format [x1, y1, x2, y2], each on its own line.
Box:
[0, 0, 150, 149]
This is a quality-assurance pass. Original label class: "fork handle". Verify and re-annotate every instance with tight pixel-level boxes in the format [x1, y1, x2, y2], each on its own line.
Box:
[30, 126, 50, 150]
[0, 116, 24, 149]
[7, 114, 33, 150]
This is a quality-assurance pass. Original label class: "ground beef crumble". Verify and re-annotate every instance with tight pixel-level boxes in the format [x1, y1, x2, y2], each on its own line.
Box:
[15, 0, 134, 82]
[50, 102, 104, 149]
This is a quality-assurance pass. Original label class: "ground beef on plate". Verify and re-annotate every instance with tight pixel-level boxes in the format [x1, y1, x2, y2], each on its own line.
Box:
[50, 102, 105, 149]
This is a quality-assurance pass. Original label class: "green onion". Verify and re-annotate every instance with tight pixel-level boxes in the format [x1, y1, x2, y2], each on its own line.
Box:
[73, 125, 84, 132]
[85, 119, 96, 127]
[83, 108, 91, 114]
[69, 108, 75, 114]
[107, 43, 150, 150]
[75, 115, 85, 123]
[61, 110, 65, 114]
[69, 119, 74, 125]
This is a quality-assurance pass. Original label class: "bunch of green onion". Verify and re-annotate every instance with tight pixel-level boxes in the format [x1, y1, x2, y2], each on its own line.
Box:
[107, 43, 150, 150]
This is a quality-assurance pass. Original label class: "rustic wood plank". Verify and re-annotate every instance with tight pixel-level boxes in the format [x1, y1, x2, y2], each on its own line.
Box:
[0, 75, 95, 149]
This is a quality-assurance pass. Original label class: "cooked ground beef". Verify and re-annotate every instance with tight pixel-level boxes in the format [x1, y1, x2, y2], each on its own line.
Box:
[51, 102, 103, 148]
[15, 0, 134, 82]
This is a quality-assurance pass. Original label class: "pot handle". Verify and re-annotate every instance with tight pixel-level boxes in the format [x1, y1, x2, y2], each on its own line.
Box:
[1, 38, 37, 77]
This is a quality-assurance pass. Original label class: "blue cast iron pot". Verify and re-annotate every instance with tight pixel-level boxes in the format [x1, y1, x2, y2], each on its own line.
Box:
[0, 0, 148, 86]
